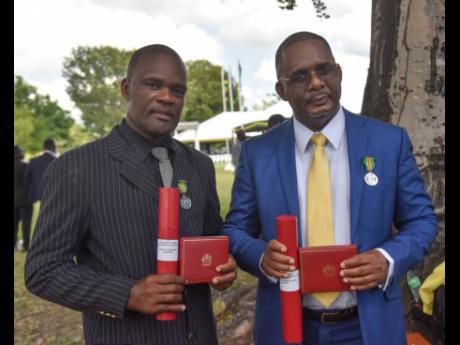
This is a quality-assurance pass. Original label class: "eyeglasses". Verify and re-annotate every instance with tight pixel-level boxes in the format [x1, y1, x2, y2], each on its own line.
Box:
[278, 63, 339, 88]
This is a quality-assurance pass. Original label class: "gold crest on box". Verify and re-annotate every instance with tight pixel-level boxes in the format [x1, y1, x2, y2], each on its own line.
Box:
[322, 265, 335, 277]
[201, 254, 212, 267]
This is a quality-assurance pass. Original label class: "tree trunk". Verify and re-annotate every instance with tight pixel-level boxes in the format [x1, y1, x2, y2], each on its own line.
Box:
[362, 0, 445, 337]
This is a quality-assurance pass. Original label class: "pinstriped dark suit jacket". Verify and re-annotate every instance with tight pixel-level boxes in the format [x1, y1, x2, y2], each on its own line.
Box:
[25, 124, 222, 345]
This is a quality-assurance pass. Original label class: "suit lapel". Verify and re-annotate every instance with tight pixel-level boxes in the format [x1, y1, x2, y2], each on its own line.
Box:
[276, 119, 302, 244]
[106, 127, 161, 202]
[344, 110, 368, 242]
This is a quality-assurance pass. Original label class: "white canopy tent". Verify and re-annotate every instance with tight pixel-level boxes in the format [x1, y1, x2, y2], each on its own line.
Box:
[263, 101, 293, 119]
[174, 101, 292, 150]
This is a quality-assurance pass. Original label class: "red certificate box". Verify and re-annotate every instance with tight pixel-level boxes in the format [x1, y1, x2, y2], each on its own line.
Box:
[179, 236, 229, 284]
[299, 244, 357, 293]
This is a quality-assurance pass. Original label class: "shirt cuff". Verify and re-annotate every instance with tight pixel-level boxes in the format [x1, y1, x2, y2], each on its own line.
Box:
[375, 248, 394, 291]
[259, 252, 278, 283]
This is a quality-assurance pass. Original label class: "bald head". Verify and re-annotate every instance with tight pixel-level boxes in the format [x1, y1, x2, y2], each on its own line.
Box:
[127, 44, 185, 79]
[275, 31, 333, 78]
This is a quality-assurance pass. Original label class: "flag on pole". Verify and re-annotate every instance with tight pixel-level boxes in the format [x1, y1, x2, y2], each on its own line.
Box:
[238, 60, 242, 82]
[237, 60, 243, 111]
[228, 67, 234, 112]
[221, 67, 227, 112]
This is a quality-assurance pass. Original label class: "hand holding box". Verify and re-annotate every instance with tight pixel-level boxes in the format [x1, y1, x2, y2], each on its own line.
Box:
[179, 236, 229, 284]
[299, 244, 357, 293]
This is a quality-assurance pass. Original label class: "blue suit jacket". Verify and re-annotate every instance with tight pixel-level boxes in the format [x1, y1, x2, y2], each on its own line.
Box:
[222, 109, 438, 345]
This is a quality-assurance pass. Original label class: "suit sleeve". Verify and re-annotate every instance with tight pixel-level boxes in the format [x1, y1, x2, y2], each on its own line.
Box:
[222, 143, 270, 282]
[378, 128, 438, 282]
[24, 153, 134, 320]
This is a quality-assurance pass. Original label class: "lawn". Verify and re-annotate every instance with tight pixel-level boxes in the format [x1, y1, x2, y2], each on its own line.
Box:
[14, 201, 84, 344]
[14, 163, 242, 344]
[214, 163, 235, 219]
[14, 252, 84, 345]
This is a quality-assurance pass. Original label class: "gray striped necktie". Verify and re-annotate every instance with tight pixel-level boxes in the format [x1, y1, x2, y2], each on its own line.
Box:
[152, 147, 173, 188]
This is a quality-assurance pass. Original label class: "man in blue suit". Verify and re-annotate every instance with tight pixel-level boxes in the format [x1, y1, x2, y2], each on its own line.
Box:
[222, 32, 438, 345]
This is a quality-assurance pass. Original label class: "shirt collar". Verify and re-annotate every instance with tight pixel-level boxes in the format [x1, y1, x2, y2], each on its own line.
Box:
[42, 150, 57, 158]
[118, 119, 174, 161]
[293, 106, 345, 152]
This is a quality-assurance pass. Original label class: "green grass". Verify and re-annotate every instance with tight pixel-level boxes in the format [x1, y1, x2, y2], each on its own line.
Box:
[14, 252, 84, 345]
[215, 163, 235, 219]
[15, 202, 84, 345]
[15, 202, 40, 242]
[14, 162, 254, 344]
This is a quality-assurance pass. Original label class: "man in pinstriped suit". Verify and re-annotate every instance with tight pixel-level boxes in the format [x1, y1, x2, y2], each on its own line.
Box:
[25, 44, 237, 345]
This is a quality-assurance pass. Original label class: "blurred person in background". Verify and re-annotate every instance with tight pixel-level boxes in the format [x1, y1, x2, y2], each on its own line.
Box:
[267, 113, 286, 131]
[14, 145, 33, 252]
[232, 128, 247, 174]
[24, 138, 57, 202]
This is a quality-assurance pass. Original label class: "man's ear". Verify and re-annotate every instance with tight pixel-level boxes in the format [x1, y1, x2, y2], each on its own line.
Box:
[336, 64, 343, 83]
[275, 81, 288, 101]
[120, 77, 130, 101]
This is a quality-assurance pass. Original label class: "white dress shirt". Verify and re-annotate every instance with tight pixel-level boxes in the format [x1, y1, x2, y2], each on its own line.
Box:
[294, 107, 393, 309]
[43, 150, 57, 158]
[294, 107, 357, 309]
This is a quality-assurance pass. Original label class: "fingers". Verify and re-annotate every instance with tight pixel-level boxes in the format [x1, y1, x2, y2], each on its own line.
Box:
[262, 256, 295, 279]
[267, 241, 294, 265]
[212, 255, 237, 291]
[341, 249, 386, 269]
[215, 255, 237, 273]
[261, 240, 295, 278]
[153, 303, 187, 314]
[211, 270, 237, 287]
[340, 254, 369, 269]
[151, 291, 184, 304]
[211, 280, 233, 291]
[340, 250, 389, 290]
[343, 274, 382, 290]
[157, 280, 185, 294]
[151, 274, 186, 285]
[341, 263, 372, 278]
[340, 265, 382, 290]
[266, 256, 295, 274]
[127, 274, 187, 315]
[268, 240, 288, 253]
[147, 275, 185, 294]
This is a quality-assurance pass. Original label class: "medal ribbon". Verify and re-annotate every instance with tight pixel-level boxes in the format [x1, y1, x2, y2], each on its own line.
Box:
[177, 180, 188, 194]
[362, 156, 375, 172]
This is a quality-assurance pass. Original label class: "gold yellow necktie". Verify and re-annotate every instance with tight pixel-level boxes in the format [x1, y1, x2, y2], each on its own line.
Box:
[307, 133, 339, 308]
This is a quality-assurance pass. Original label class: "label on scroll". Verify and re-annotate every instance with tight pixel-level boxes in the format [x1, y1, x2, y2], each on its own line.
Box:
[280, 270, 300, 292]
[157, 239, 179, 261]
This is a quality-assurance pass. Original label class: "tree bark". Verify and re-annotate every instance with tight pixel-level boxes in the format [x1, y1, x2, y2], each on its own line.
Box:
[362, 0, 445, 335]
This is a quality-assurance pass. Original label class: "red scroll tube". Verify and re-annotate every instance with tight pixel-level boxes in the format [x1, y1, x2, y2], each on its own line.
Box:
[156, 188, 180, 321]
[277, 215, 303, 343]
